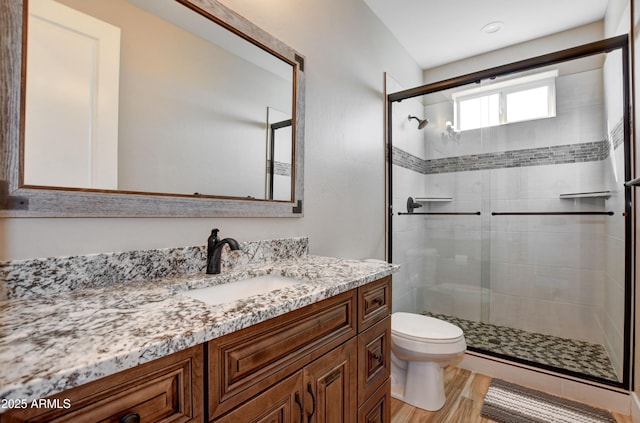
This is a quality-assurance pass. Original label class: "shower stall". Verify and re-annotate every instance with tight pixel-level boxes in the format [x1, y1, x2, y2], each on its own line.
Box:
[387, 36, 631, 388]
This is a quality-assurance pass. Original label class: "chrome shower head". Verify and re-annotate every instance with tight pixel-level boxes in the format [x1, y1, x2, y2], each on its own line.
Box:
[408, 115, 428, 130]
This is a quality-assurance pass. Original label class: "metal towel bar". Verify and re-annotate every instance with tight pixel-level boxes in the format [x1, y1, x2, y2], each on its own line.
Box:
[491, 211, 614, 216]
[398, 211, 481, 216]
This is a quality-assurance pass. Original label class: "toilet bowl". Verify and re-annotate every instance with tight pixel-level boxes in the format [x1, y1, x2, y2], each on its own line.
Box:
[390, 312, 466, 411]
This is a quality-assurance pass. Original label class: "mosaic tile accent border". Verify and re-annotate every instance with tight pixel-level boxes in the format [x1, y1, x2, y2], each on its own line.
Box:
[427, 141, 608, 174]
[393, 140, 609, 175]
[423, 311, 620, 382]
[611, 117, 625, 150]
[392, 117, 625, 174]
[392, 147, 426, 174]
[0, 237, 309, 300]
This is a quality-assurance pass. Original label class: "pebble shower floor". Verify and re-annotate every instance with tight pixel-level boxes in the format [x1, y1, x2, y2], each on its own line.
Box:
[423, 311, 620, 382]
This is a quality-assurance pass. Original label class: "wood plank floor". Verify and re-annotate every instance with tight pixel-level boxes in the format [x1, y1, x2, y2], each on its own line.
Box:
[390, 366, 633, 423]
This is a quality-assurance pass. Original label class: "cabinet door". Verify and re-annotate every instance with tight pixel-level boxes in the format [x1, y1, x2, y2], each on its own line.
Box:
[358, 317, 390, 406]
[358, 380, 390, 423]
[214, 372, 304, 423]
[303, 338, 357, 423]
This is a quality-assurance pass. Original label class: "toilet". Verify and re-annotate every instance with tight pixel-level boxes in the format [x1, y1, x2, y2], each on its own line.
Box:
[390, 312, 466, 411]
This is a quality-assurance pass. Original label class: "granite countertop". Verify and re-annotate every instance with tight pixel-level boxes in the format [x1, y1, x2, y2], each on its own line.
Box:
[0, 254, 398, 406]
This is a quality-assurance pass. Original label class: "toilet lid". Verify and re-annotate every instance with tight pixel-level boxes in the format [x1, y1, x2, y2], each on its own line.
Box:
[392, 312, 463, 341]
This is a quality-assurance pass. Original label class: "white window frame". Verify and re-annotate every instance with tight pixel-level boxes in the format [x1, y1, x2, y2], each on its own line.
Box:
[452, 70, 558, 131]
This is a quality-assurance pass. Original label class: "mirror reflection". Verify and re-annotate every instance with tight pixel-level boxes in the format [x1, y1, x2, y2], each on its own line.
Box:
[23, 0, 295, 200]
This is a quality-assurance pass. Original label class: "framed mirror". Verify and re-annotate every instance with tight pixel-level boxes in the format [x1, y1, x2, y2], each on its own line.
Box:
[0, 0, 305, 217]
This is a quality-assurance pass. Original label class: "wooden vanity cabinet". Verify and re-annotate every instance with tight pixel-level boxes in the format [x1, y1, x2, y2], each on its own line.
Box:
[207, 289, 358, 420]
[356, 277, 391, 422]
[1, 345, 204, 423]
[215, 338, 359, 423]
[209, 276, 392, 423]
[1, 277, 392, 423]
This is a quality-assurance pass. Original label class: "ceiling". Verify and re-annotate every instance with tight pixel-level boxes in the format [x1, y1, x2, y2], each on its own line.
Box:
[362, 0, 609, 69]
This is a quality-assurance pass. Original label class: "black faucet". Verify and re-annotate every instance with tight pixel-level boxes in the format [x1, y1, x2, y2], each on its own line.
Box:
[206, 228, 240, 274]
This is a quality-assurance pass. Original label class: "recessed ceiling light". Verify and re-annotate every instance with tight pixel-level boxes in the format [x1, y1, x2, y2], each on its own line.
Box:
[482, 21, 503, 34]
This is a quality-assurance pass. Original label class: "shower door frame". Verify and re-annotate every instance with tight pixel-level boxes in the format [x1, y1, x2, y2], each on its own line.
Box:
[386, 34, 632, 389]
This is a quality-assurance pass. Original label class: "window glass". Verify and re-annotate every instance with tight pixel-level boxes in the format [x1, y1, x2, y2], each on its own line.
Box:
[459, 94, 499, 131]
[453, 70, 556, 131]
[506, 86, 549, 123]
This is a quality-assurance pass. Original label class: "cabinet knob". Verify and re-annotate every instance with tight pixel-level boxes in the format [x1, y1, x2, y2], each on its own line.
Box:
[372, 297, 383, 305]
[119, 412, 141, 423]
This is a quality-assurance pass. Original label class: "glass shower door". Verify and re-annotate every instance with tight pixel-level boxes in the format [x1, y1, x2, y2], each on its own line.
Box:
[388, 38, 630, 387]
[389, 79, 485, 324]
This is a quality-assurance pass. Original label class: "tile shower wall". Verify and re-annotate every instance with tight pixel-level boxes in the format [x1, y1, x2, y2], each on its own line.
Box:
[392, 67, 624, 356]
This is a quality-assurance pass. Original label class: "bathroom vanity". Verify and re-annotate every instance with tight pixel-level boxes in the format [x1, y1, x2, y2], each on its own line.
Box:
[208, 276, 391, 422]
[0, 239, 398, 422]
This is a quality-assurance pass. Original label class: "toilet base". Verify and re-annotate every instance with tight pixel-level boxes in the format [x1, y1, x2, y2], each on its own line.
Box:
[391, 358, 446, 411]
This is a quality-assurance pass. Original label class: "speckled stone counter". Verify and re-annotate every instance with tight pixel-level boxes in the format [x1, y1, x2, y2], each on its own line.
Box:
[0, 239, 398, 409]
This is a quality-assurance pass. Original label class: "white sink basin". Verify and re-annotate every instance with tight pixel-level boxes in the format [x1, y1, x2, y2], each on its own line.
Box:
[180, 275, 304, 305]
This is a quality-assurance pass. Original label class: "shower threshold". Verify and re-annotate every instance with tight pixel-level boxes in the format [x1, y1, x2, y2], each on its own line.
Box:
[423, 311, 620, 383]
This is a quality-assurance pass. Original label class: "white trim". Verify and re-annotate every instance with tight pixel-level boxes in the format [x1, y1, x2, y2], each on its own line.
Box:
[632, 392, 640, 423]
[451, 70, 559, 100]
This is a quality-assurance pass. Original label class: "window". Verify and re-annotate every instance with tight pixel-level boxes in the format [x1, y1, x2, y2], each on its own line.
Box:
[452, 70, 557, 131]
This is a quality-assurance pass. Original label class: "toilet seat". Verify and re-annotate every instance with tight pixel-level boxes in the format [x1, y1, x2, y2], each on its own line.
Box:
[392, 312, 463, 343]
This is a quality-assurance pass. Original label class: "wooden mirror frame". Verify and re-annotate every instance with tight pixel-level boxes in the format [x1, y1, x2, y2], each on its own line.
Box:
[0, 0, 305, 217]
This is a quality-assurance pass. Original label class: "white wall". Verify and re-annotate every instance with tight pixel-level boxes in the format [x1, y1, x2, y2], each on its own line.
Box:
[424, 22, 604, 85]
[0, 0, 423, 261]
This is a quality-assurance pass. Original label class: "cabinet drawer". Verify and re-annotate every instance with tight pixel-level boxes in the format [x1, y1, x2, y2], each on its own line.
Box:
[357, 316, 390, 407]
[208, 289, 357, 420]
[358, 277, 391, 332]
[357, 379, 390, 423]
[2, 345, 203, 423]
